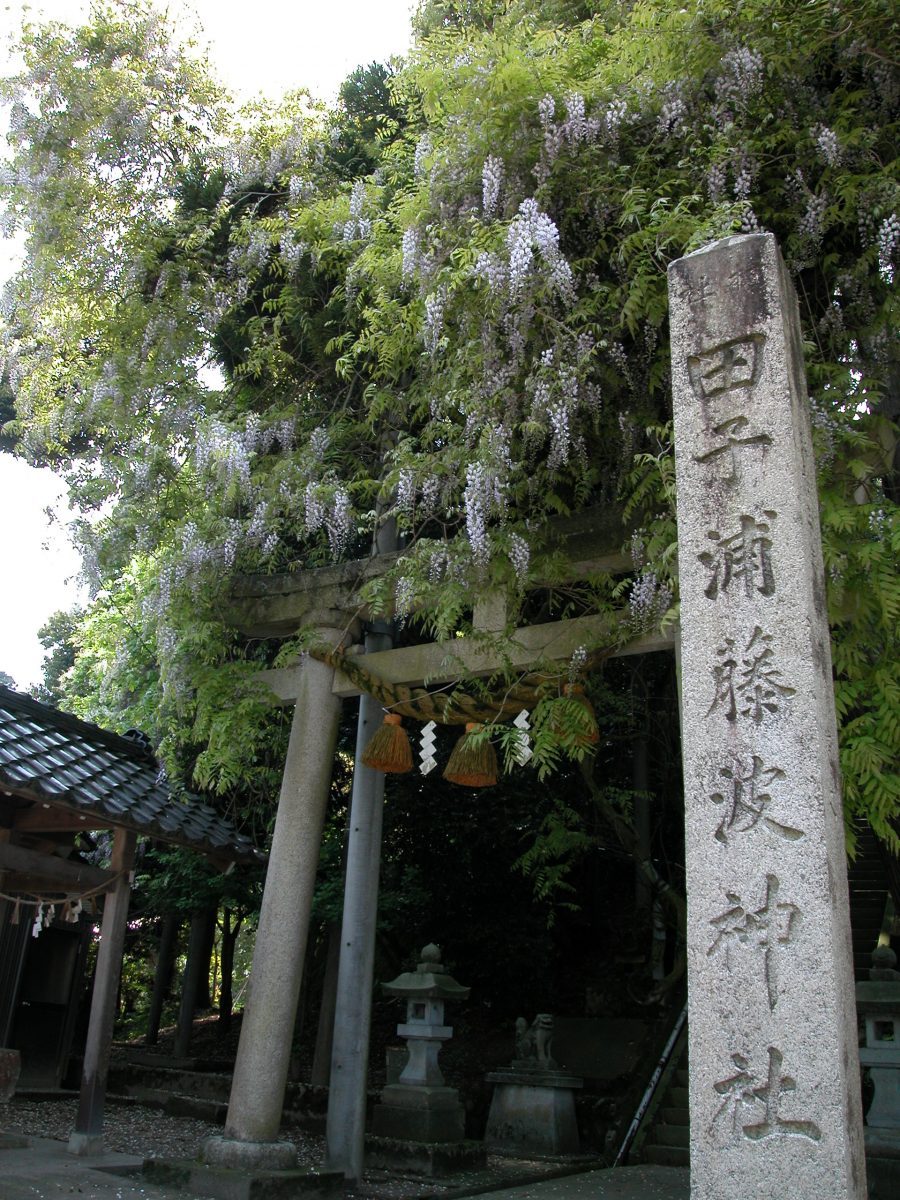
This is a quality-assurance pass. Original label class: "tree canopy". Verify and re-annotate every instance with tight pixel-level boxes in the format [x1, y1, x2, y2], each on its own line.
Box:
[1, 0, 897, 847]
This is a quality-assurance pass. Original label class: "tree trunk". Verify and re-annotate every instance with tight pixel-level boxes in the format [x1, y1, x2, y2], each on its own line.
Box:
[174, 908, 214, 1058]
[193, 907, 217, 1010]
[579, 758, 686, 1002]
[145, 913, 179, 1046]
[217, 909, 242, 1038]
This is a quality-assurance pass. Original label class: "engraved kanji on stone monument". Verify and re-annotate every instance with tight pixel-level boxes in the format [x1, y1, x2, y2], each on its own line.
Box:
[669, 233, 865, 1199]
[712, 1047, 822, 1145]
[707, 874, 800, 1010]
[709, 754, 804, 845]
[707, 626, 796, 723]
[699, 512, 776, 600]
[687, 333, 773, 480]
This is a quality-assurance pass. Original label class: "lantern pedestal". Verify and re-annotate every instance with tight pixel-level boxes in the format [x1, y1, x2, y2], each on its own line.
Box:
[368, 944, 485, 1176]
[372, 1087, 466, 1143]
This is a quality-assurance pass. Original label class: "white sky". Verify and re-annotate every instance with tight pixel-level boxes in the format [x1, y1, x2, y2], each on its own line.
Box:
[0, 0, 414, 689]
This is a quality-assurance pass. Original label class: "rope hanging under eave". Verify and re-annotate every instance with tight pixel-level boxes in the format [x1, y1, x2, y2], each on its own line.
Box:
[307, 643, 613, 726]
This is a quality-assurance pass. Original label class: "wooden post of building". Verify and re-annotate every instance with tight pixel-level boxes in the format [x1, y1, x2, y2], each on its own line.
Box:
[68, 826, 136, 1155]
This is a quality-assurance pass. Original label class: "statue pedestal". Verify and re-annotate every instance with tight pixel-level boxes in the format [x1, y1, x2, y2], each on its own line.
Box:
[485, 1069, 583, 1157]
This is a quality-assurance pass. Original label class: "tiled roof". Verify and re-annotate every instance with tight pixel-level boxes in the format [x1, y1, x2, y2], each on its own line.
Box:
[0, 686, 262, 863]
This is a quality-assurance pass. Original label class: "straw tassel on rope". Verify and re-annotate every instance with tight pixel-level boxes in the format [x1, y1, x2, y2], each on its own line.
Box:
[361, 712, 413, 774]
[443, 722, 498, 788]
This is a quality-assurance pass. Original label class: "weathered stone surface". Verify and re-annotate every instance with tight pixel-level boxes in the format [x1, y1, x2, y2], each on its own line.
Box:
[213, 642, 342, 1158]
[364, 1135, 487, 1178]
[857, 981, 900, 1134]
[147, 1153, 344, 1200]
[66, 1131, 105, 1157]
[201, 1137, 297, 1172]
[324, 615, 392, 1183]
[0, 1131, 29, 1150]
[370, 944, 470, 1148]
[485, 1072, 583, 1156]
[668, 233, 866, 1199]
[371, 1098, 466, 1144]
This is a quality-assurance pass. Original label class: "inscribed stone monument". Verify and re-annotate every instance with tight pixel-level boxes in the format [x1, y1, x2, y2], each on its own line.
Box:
[668, 232, 866, 1200]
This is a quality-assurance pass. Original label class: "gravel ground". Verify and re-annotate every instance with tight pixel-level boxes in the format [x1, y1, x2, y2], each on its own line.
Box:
[4, 1096, 324, 1165]
[3, 1097, 576, 1199]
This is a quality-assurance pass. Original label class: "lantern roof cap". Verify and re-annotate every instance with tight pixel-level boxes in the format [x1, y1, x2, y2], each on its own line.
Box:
[382, 943, 470, 1000]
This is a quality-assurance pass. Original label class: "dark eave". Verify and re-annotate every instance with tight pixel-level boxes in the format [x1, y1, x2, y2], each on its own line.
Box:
[0, 686, 261, 866]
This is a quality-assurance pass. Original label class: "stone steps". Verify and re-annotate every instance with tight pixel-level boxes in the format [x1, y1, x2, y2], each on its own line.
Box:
[654, 1124, 689, 1148]
[642, 1142, 689, 1168]
[661, 1106, 689, 1127]
[628, 1030, 690, 1170]
[104, 1057, 330, 1131]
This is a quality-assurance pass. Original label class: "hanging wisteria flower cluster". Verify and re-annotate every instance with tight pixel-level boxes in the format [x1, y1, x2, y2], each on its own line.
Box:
[714, 46, 765, 111]
[482, 154, 505, 217]
[877, 214, 899, 284]
[629, 571, 673, 633]
[472, 198, 576, 308]
[341, 180, 372, 242]
[303, 482, 353, 557]
[464, 461, 507, 567]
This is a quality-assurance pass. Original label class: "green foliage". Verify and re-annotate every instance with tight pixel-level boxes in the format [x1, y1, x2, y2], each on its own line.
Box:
[0, 0, 896, 855]
[32, 608, 82, 706]
[134, 843, 263, 920]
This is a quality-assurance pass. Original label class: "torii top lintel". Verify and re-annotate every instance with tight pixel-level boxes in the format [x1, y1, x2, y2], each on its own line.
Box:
[228, 506, 676, 705]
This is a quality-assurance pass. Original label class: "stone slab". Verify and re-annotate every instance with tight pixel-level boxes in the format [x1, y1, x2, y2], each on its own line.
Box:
[487, 1070, 584, 1089]
[372, 1099, 465, 1143]
[68, 1130, 105, 1156]
[364, 1134, 486, 1177]
[144, 1157, 344, 1200]
[379, 1082, 462, 1109]
[474, 1164, 691, 1199]
[857, 982, 900, 1016]
[668, 231, 866, 1199]
[0, 1130, 29, 1149]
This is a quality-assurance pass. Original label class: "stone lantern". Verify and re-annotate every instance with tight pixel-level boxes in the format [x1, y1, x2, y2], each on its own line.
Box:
[372, 943, 470, 1144]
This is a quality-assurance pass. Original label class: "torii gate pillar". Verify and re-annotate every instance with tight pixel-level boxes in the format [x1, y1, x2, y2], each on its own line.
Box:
[204, 636, 343, 1170]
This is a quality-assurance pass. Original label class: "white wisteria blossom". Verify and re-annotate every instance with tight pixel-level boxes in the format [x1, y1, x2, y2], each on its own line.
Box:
[506, 198, 576, 304]
[482, 154, 504, 216]
[401, 227, 420, 280]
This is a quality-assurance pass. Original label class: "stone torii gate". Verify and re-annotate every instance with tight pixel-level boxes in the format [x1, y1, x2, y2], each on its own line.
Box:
[203, 510, 672, 1178]
[204, 232, 865, 1200]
